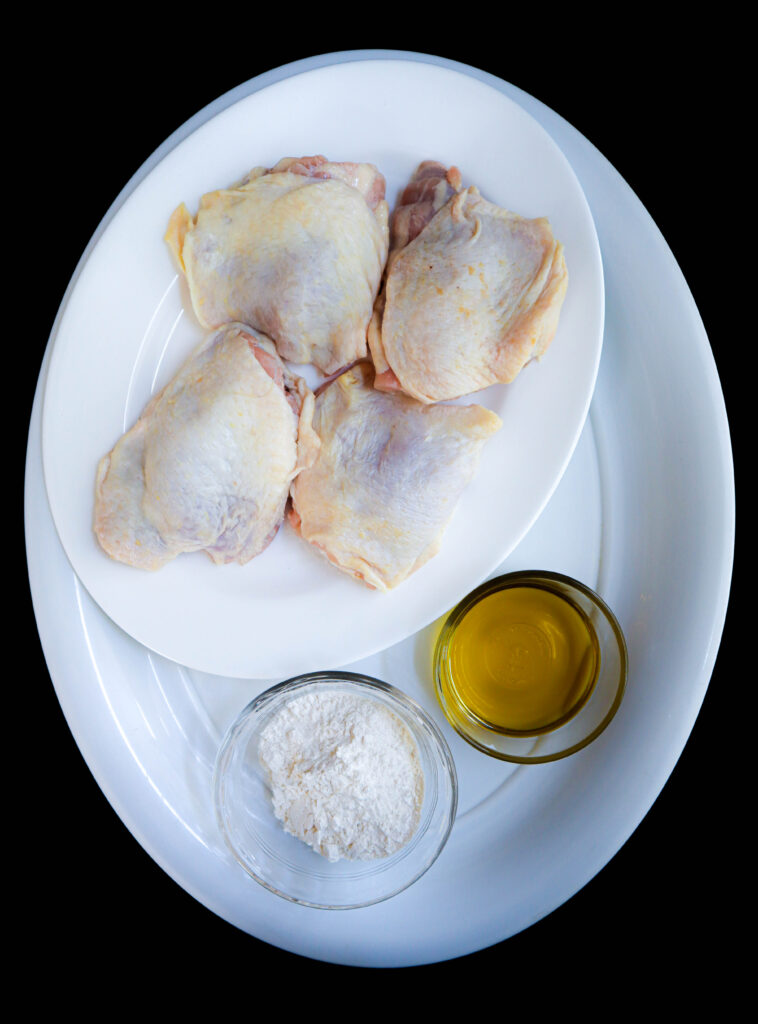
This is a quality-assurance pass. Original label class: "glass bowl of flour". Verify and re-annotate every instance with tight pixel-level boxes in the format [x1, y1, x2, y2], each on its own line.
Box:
[213, 671, 458, 909]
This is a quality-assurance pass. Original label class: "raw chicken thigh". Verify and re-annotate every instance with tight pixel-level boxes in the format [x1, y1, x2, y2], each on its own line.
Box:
[166, 156, 389, 374]
[94, 323, 318, 570]
[368, 160, 568, 403]
[289, 362, 501, 591]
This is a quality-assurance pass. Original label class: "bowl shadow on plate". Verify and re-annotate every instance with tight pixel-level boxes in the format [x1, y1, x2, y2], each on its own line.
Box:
[413, 613, 446, 701]
[409, 609, 528, 819]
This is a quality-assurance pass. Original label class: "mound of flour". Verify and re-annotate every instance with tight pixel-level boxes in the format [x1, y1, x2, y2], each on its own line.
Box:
[258, 690, 424, 862]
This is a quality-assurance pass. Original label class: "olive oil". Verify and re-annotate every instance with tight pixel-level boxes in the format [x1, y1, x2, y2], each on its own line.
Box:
[442, 584, 599, 735]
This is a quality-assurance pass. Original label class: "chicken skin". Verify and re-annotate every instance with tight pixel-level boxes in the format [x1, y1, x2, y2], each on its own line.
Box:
[368, 161, 568, 403]
[166, 156, 389, 374]
[94, 323, 318, 570]
[289, 362, 501, 591]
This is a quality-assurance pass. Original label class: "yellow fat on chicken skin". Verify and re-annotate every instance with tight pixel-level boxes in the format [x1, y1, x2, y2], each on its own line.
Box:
[368, 161, 568, 403]
[166, 156, 389, 375]
[94, 323, 318, 570]
[289, 362, 501, 591]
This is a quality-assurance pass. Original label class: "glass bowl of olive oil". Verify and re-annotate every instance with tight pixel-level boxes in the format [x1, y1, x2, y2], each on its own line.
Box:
[433, 571, 627, 763]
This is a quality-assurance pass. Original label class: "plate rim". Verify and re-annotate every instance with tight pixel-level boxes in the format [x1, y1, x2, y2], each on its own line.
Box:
[37, 52, 605, 678]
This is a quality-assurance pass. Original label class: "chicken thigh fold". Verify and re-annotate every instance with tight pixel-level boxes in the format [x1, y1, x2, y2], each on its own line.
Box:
[289, 362, 502, 591]
[94, 323, 318, 570]
[166, 156, 389, 374]
[368, 161, 568, 403]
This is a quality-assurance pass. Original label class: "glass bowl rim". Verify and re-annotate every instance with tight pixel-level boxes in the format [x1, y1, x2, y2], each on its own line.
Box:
[213, 670, 459, 909]
[433, 569, 628, 764]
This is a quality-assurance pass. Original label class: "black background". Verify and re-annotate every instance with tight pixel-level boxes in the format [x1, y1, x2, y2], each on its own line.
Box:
[20, 27, 739, 998]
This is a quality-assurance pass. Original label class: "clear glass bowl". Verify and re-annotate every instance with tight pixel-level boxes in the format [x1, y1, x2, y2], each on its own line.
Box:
[213, 672, 458, 910]
[433, 570, 628, 763]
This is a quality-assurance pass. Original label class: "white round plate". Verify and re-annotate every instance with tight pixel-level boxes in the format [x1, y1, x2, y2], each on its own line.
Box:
[40, 59, 603, 679]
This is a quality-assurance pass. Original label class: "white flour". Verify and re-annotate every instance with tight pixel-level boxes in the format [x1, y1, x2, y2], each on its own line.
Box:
[258, 690, 424, 862]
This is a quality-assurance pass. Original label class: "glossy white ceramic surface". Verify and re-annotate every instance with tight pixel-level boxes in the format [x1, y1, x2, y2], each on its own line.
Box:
[26, 51, 733, 967]
[40, 60, 603, 678]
